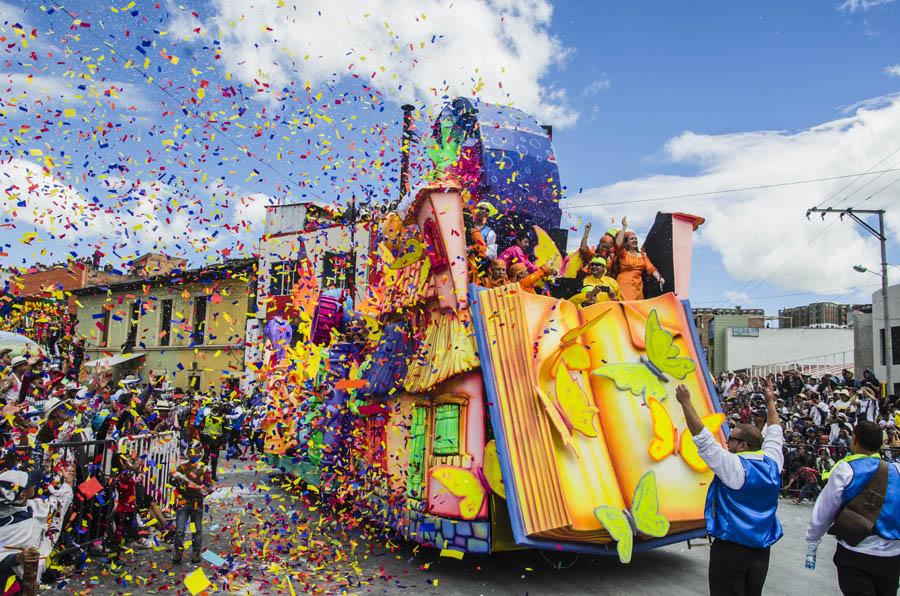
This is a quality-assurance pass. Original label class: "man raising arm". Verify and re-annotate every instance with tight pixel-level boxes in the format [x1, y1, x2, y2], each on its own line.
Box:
[675, 382, 784, 596]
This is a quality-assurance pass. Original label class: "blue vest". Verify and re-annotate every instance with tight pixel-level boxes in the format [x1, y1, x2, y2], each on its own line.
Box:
[842, 458, 900, 541]
[705, 452, 784, 548]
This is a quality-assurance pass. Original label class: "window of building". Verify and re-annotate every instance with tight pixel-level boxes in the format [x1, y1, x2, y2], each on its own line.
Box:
[879, 325, 900, 366]
[322, 251, 355, 290]
[188, 372, 202, 391]
[100, 307, 112, 347]
[269, 260, 299, 296]
[125, 301, 140, 348]
[192, 296, 207, 345]
[406, 405, 428, 500]
[432, 403, 462, 456]
[159, 299, 173, 346]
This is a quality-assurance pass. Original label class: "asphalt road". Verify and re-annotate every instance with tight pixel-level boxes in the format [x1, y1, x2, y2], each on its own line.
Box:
[45, 458, 843, 595]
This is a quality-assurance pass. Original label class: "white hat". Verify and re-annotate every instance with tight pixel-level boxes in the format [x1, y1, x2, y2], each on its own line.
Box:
[44, 397, 69, 417]
[119, 375, 140, 387]
[9, 355, 28, 368]
[0, 470, 29, 489]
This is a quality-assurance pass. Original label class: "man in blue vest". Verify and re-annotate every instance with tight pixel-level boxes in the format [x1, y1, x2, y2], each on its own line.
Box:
[676, 382, 784, 596]
[805, 420, 899, 595]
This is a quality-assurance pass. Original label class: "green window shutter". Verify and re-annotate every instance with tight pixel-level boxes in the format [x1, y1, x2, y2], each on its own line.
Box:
[407, 405, 427, 499]
[432, 404, 461, 456]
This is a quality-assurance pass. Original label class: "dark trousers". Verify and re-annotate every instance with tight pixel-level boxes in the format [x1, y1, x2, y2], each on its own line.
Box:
[709, 538, 771, 596]
[834, 543, 900, 596]
[173, 502, 203, 557]
[201, 436, 221, 480]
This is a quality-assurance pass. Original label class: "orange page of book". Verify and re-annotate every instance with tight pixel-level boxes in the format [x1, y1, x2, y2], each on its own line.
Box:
[581, 293, 724, 523]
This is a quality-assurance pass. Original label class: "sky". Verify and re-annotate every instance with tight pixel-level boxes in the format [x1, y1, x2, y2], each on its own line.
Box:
[1, 0, 899, 316]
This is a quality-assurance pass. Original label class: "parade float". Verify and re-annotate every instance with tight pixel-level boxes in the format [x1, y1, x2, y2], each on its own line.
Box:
[260, 98, 724, 561]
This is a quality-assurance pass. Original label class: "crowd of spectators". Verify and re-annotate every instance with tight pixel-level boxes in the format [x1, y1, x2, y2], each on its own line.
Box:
[716, 367, 899, 503]
[0, 346, 262, 591]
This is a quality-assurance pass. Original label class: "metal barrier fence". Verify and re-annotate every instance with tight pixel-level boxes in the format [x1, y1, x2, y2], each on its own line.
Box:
[118, 431, 181, 511]
[46, 431, 181, 560]
[780, 442, 900, 499]
[47, 438, 117, 558]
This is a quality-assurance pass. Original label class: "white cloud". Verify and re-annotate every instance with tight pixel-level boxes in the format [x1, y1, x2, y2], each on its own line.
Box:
[232, 192, 275, 231]
[885, 64, 900, 77]
[565, 94, 900, 298]
[838, 0, 894, 11]
[0, 72, 152, 118]
[724, 290, 750, 304]
[583, 78, 611, 96]
[0, 157, 114, 237]
[175, 0, 577, 127]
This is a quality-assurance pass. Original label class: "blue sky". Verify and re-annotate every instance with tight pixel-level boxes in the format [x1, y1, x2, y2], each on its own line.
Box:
[1, 0, 899, 316]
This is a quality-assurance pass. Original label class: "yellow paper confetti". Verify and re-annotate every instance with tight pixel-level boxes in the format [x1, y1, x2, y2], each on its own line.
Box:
[184, 567, 211, 595]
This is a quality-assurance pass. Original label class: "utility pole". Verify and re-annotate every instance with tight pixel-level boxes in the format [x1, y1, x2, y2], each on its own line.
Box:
[807, 207, 892, 397]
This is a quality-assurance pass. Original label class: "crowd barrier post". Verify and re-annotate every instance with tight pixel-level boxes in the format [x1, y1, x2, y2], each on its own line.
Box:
[117, 431, 181, 512]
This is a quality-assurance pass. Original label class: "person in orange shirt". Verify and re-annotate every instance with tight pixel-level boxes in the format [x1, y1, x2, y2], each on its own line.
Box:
[483, 260, 509, 289]
[576, 223, 619, 279]
[509, 262, 555, 294]
[615, 217, 664, 300]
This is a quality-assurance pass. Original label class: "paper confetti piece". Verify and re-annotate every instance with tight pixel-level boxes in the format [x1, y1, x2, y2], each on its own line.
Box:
[184, 567, 211, 595]
[78, 477, 103, 499]
[440, 548, 464, 560]
[201, 550, 227, 567]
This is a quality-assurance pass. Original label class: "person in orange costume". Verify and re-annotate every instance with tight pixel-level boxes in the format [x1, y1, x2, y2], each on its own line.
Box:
[509, 262, 555, 294]
[483, 260, 509, 289]
[614, 217, 664, 300]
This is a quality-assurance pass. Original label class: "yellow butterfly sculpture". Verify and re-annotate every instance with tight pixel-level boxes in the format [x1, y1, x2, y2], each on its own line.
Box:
[482, 440, 505, 499]
[592, 309, 695, 402]
[536, 311, 609, 441]
[388, 238, 425, 270]
[594, 470, 670, 564]
[647, 397, 725, 472]
[430, 444, 506, 519]
[532, 225, 562, 271]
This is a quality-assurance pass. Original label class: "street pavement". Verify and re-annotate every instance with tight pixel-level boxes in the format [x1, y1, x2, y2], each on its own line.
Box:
[45, 458, 843, 595]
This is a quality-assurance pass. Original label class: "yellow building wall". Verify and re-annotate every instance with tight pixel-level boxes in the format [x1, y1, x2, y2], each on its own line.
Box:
[76, 276, 252, 393]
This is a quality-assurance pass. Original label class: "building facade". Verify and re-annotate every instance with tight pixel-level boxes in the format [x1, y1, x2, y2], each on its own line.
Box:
[851, 309, 874, 379]
[691, 307, 765, 375]
[872, 283, 900, 398]
[257, 202, 373, 318]
[74, 259, 257, 393]
[778, 301, 869, 329]
[11, 260, 130, 313]
[724, 327, 854, 376]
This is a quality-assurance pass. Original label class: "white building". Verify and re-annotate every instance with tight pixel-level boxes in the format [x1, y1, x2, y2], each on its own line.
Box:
[872, 283, 900, 397]
[724, 327, 854, 376]
[257, 202, 373, 318]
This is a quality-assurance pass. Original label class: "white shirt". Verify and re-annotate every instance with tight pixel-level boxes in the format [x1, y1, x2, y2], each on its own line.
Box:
[480, 225, 498, 260]
[694, 425, 785, 490]
[811, 402, 829, 427]
[3, 372, 21, 405]
[806, 459, 900, 557]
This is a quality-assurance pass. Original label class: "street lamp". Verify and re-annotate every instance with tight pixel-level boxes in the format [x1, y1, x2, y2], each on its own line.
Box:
[853, 264, 898, 276]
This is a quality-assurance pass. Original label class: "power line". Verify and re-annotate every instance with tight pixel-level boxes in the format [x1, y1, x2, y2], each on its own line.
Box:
[560, 167, 900, 209]
[693, 283, 882, 305]
[715, 153, 900, 303]
[737, 174, 900, 298]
